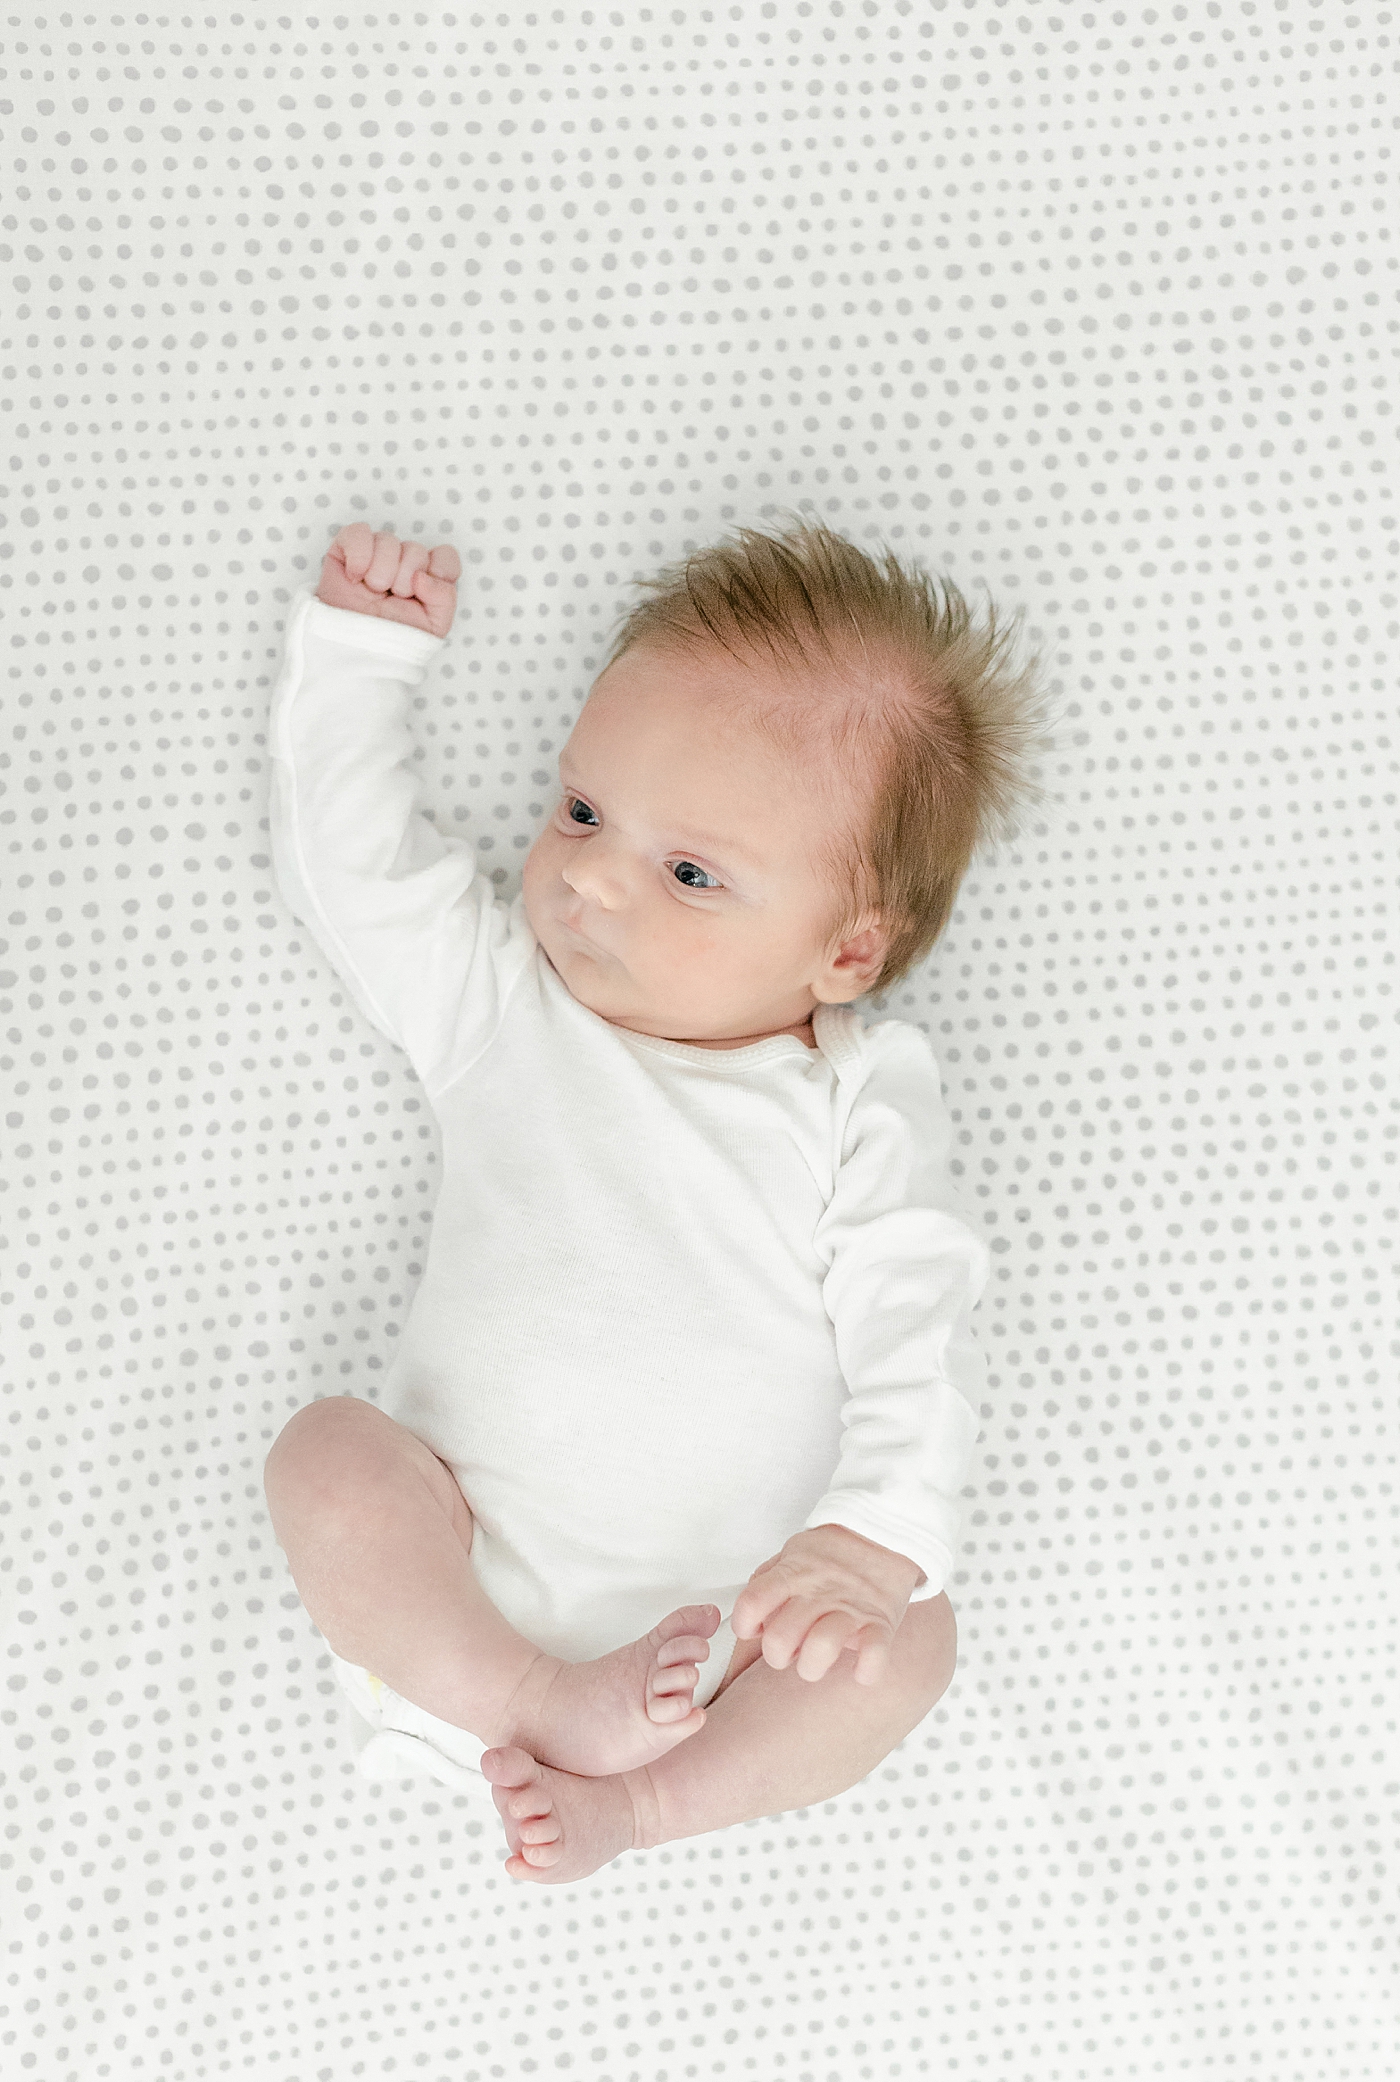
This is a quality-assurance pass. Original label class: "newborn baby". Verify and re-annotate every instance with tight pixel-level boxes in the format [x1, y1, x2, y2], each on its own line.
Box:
[263, 515, 1044, 1883]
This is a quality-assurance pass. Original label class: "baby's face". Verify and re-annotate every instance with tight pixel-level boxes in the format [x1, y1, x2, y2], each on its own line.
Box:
[522, 643, 883, 1045]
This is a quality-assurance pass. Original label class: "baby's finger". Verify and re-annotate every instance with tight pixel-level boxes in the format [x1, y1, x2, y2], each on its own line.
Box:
[791, 1613, 861, 1683]
[411, 569, 458, 639]
[391, 540, 430, 597]
[426, 542, 461, 582]
[362, 530, 403, 594]
[730, 1572, 786, 1641]
[332, 521, 376, 583]
[753, 1604, 822, 1674]
[851, 1630, 893, 1688]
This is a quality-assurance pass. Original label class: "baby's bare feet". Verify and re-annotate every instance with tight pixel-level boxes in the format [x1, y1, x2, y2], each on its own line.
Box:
[482, 1745, 643, 1884]
[505, 1604, 721, 1777]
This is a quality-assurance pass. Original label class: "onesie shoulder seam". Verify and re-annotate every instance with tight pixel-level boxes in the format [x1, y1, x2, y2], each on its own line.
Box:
[872, 1014, 945, 1081]
[826, 1008, 941, 1091]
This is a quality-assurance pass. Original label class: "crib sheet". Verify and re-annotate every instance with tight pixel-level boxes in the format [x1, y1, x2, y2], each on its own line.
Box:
[2, 5, 1396, 2078]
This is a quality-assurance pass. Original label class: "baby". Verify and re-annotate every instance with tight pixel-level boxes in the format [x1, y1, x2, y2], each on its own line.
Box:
[263, 515, 1045, 1884]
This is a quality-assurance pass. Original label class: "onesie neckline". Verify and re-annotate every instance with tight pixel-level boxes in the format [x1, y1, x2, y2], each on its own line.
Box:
[616, 1001, 842, 1069]
[539, 947, 850, 1070]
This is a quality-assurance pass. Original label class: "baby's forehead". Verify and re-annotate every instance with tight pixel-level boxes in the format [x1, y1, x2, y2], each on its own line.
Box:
[597, 636, 873, 744]
[578, 661, 877, 865]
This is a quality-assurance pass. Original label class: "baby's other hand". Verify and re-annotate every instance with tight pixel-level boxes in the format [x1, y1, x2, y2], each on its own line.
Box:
[730, 1524, 922, 1687]
[317, 522, 460, 639]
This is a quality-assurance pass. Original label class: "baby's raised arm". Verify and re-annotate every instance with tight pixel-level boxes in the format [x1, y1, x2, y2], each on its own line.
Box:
[270, 517, 519, 1097]
[317, 521, 460, 639]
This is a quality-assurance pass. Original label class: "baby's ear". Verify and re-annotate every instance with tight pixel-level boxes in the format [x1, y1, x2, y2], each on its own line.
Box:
[816, 917, 888, 1002]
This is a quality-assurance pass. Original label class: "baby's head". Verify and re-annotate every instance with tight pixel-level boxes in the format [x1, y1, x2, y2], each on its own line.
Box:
[522, 513, 1050, 1047]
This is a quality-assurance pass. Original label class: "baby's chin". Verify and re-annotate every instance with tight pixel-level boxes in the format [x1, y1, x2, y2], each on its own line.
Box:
[540, 936, 705, 1040]
[540, 933, 627, 1013]
[541, 925, 613, 978]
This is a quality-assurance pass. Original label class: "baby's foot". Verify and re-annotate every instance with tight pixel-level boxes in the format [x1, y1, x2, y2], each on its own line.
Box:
[481, 1745, 643, 1885]
[507, 1604, 721, 1777]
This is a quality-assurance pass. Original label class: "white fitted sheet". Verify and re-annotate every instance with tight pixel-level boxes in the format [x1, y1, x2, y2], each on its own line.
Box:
[3, 7, 1396, 2078]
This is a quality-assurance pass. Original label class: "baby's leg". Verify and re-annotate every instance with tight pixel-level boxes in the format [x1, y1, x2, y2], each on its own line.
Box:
[634, 1591, 959, 1844]
[262, 1397, 718, 1774]
[480, 1592, 959, 1883]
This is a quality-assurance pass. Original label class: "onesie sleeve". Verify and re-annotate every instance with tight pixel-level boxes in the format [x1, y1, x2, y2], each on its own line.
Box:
[805, 1022, 991, 1602]
[267, 587, 534, 1099]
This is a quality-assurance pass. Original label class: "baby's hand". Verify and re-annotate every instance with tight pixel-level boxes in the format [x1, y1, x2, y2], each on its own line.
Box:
[730, 1524, 923, 1687]
[316, 522, 460, 639]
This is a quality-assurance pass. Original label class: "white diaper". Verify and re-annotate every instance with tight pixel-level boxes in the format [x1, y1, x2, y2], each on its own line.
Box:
[328, 1649, 496, 1799]
[329, 1608, 739, 1792]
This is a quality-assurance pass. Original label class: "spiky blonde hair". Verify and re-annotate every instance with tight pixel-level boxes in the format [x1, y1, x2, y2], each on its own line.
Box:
[599, 511, 1054, 996]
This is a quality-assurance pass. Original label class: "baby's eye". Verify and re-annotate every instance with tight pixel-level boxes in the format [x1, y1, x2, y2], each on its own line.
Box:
[671, 860, 722, 891]
[561, 798, 720, 890]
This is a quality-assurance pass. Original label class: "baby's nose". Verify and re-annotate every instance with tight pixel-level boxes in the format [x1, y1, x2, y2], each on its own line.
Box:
[562, 850, 628, 909]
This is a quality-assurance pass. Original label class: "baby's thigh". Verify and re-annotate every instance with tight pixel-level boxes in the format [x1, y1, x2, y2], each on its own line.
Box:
[264, 1397, 474, 1551]
[814, 1592, 956, 1699]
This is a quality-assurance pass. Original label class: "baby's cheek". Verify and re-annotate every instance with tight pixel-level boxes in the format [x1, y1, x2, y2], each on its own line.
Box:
[521, 827, 569, 919]
[525, 819, 559, 863]
[520, 833, 549, 900]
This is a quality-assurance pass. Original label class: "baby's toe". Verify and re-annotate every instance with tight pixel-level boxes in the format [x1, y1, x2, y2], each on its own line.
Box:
[651, 1604, 721, 1652]
[518, 1843, 563, 1871]
[649, 1659, 699, 1698]
[656, 1631, 714, 1671]
[516, 1810, 562, 1847]
[508, 1785, 553, 1826]
[480, 1744, 537, 1786]
[647, 1692, 697, 1724]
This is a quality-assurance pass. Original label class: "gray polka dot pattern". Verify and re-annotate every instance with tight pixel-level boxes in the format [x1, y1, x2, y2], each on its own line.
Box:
[3, 7, 1397, 2079]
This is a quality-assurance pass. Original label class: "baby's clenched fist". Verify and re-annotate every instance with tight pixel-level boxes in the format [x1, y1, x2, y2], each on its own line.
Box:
[317, 522, 460, 639]
[731, 1523, 923, 1687]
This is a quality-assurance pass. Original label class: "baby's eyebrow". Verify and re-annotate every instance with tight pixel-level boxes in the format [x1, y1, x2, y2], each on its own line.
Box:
[557, 758, 764, 870]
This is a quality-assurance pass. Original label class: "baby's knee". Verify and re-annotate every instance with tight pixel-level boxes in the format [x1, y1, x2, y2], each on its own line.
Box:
[265, 1398, 473, 1552]
[263, 1395, 394, 1514]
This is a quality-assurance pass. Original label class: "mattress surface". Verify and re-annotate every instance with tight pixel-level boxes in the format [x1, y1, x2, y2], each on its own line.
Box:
[2, 6, 1396, 2078]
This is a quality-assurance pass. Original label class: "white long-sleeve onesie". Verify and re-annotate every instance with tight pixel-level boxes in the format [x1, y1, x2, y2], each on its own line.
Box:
[267, 589, 991, 1697]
